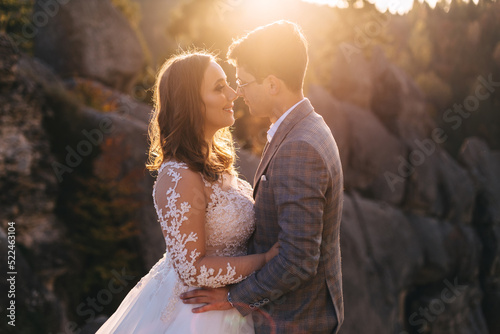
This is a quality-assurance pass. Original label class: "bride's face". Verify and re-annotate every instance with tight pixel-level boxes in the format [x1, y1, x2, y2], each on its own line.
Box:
[201, 61, 237, 138]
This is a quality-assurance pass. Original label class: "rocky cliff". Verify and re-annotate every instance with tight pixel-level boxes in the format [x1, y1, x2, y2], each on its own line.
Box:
[309, 47, 500, 334]
[1, 2, 499, 333]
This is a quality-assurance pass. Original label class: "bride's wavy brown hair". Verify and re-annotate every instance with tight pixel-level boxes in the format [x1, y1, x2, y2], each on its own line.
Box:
[146, 51, 235, 181]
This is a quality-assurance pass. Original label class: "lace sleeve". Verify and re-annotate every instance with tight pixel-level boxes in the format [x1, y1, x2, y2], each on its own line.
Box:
[153, 162, 259, 288]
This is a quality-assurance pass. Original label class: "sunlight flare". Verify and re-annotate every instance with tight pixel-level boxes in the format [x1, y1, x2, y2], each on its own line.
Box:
[301, 0, 478, 14]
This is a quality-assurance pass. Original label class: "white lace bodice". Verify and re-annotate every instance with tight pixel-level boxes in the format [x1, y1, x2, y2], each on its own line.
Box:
[151, 160, 255, 288]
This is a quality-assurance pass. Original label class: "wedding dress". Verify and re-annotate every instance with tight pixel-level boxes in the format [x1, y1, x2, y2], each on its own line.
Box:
[96, 160, 256, 333]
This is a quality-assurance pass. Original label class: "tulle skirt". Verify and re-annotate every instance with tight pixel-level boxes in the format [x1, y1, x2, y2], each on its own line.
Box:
[96, 254, 254, 334]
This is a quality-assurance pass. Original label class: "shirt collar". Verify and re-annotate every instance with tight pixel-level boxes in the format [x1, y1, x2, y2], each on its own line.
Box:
[267, 98, 306, 143]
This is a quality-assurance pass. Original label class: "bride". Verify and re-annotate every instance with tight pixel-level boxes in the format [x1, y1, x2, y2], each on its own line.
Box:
[96, 51, 278, 333]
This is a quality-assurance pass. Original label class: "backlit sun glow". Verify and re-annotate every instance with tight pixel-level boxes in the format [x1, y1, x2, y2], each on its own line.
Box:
[301, 0, 479, 15]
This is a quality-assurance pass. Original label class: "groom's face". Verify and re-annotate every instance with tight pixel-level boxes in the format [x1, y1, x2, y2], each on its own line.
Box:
[235, 67, 271, 118]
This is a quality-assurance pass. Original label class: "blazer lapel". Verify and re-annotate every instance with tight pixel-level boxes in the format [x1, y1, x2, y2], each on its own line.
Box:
[253, 98, 314, 198]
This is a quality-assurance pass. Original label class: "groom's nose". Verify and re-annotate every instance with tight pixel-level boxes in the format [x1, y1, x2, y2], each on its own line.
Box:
[236, 86, 245, 97]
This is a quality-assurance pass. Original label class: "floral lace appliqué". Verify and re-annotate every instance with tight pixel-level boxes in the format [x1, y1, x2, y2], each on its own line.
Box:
[146, 160, 255, 323]
[203, 175, 255, 258]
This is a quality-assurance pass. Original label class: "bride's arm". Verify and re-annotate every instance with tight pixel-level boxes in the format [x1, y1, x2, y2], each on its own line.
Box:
[154, 165, 276, 288]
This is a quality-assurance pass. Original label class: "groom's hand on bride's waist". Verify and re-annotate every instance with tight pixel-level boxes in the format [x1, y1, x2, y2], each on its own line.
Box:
[180, 287, 232, 313]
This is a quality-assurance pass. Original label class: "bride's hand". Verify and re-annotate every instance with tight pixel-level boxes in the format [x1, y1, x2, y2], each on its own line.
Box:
[265, 242, 280, 263]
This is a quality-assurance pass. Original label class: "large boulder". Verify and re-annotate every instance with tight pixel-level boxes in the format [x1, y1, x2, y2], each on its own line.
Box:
[0, 33, 66, 334]
[329, 46, 434, 142]
[329, 47, 373, 110]
[40, 86, 162, 328]
[317, 44, 491, 333]
[341, 192, 487, 334]
[408, 215, 482, 284]
[0, 228, 63, 334]
[76, 107, 163, 269]
[404, 215, 487, 334]
[33, 0, 145, 92]
[402, 144, 475, 224]
[64, 77, 152, 124]
[341, 193, 423, 333]
[342, 102, 407, 205]
[0, 34, 67, 284]
[309, 84, 407, 205]
[0, 31, 158, 332]
[459, 137, 500, 226]
[459, 137, 500, 333]
[326, 46, 475, 223]
[0, 32, 19, 86]
[370, 47, 434, 141]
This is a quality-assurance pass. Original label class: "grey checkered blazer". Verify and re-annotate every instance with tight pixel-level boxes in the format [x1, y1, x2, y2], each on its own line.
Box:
[229, 98, 344, 334]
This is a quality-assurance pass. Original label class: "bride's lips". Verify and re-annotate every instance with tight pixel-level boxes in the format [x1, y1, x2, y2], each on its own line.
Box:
[223, 104, 234, 113]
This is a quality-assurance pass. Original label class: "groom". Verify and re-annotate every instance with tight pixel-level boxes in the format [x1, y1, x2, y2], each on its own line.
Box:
[181, 20, 344, 333]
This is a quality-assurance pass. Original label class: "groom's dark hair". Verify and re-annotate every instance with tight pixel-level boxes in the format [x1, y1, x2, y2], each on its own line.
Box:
[227, 20, 308, 92]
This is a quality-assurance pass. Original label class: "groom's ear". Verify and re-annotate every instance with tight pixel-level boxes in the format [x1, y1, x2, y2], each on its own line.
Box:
[266, 75, 281, 96]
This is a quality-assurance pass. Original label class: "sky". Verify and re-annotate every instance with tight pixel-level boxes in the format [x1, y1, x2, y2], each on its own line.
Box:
[301, 0, 479, 14]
